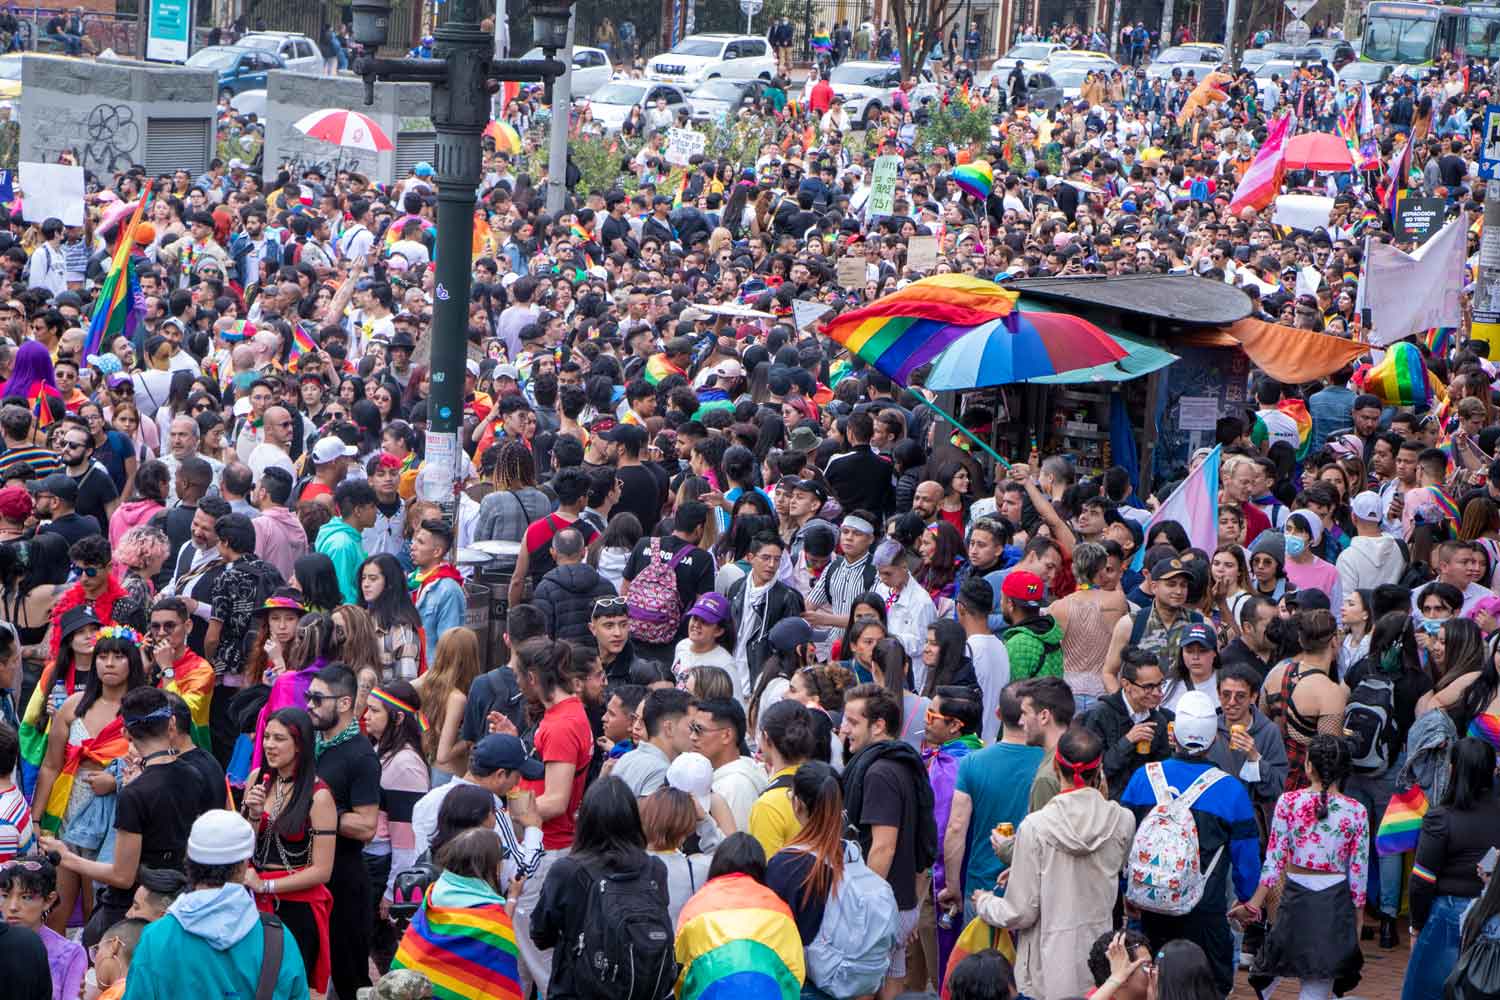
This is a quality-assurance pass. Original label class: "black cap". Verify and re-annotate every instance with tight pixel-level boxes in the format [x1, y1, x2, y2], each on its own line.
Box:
[470, 734, 544, 779]
[36, 473, 78, 503]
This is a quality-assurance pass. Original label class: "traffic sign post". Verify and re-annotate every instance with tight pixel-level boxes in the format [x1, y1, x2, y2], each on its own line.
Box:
[1284, 18, 1310, 46]
[1481, 104, 1500, 180]
[739, 0, 763, 34]
[1284, 0, 1315, 18]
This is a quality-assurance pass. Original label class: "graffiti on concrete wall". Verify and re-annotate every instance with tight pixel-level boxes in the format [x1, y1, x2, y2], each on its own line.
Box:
[80, 103, 139, 175]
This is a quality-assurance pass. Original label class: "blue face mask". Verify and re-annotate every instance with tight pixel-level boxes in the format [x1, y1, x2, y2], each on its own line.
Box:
[1284, 535, 1307, 558]
[1421, 617, 1444, 635]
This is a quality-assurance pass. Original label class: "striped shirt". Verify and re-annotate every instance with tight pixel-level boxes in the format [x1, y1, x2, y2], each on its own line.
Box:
[0, 445, 62, 482]
[410, 776, 544, 881]
[0, 785, 35, 863]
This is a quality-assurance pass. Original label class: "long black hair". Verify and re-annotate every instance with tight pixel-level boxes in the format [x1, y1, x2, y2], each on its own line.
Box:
[571, 776, 647, 871]
[1306, 734, 1352, 820]
[922, 618, 970, 698]
[293, 554, 344, 614]
[370, 678, 425, 764]
[1463, 631, 1500, 734]
[1446, 736, 1498, 811]
[430, 782, 495, 855]
[262, 707, 319, 838]
[358, 553, 424, 633]
[1154, 939, 1220, 1000]
[76, 632, 148, 717]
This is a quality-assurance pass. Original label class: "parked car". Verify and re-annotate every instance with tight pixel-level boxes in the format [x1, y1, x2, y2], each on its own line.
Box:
[237, 31, 322, 74]
[986, 40, 1067, 81]
[519, 44, 612, 97]
[1336, 60, 1394, 88]
[582, 79, 690, 132]
[187, 44, 286, 99]
[645, 34, 775, 88]
[1015, 70, 1064, 109]
[1145, 43, 1224, 81]
[827, 60, 939, 130]
[1307, 38, 1357, 68]
[687, 77, 772, 122]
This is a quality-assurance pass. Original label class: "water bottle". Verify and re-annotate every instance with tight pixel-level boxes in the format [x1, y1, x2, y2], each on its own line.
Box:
[47, 680, 66, 714]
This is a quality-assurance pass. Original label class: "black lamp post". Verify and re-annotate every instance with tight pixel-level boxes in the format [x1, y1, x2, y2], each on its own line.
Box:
[349, 0, 572, 504]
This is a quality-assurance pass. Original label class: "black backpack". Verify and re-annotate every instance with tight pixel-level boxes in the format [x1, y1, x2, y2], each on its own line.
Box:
[1343, 656, 1399, 772]
[570, 861, 677, 1000]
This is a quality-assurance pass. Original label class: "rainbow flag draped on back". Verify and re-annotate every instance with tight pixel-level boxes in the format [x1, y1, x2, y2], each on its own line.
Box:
[1376, 781, 1428, 855]
[1362, 341, 1446, 408]
[940, 916, 1016, 1000]
[675, 873, 804, 1000]
[391, 899, 521, 1000]
[645, 353, 685, 386]
[811, 31, 832, 53]
[84, 193, 150, 361]
[39, 716, 129, 834]
[1251, 399, 1312, 460]
[820, 274, 1018, 386]
[19, 656, 92, 796]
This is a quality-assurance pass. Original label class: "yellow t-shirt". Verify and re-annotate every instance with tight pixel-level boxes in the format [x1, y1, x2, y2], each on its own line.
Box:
[748, 766, 801, 859]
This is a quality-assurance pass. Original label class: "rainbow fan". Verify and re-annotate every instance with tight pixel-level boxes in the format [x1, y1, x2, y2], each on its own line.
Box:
[485, 120, 522, 155]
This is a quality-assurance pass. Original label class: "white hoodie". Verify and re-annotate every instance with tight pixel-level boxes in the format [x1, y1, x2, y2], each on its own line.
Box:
[1336, 532, 1405, 595]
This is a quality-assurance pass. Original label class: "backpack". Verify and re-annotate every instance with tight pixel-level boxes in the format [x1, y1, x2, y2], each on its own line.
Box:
[570, 862, 677, 1000]
[626, 537, 694, 645]
[1344, 660, 1399, 772]
[1125, 762, 1228, 916]
[801, 841, 900, 998]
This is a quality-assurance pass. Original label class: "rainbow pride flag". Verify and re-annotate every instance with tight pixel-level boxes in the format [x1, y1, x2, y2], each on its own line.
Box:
[392, 901, 521, 1000]
[1363, 341, 1445, 408]
[1376, 781, 1428, 855]
[28, 383, 61, 429]
[940, 916, 1016, 1000]
[1423, 326, 1455, 358]
[811, 31, 832, 53]
[1251, 398, 1313, 460]
[675, 873, 804, 1000]
[39, 716, 128, 834]
[289, 324, 318, 361]
[645, 353, 684, 386]
[83, 194, 150, 361]
[569, 222, 591, 242]
[1426, 485, 1461, 524]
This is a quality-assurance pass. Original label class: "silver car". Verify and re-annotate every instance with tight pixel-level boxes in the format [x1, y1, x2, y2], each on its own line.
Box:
[687, 78, 769, 122]
[520, 45, 612, 98]
[237, 31, 322, 75]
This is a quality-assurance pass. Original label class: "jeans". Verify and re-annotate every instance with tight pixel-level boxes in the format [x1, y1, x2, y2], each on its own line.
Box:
[1344, 769, 1402, 916]
[1402, 894, 1469, 1000]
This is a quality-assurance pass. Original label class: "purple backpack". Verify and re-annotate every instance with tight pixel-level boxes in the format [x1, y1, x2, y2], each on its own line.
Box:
[627, 537, 694, 644]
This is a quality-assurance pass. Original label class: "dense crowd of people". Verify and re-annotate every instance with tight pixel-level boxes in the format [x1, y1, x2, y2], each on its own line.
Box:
[4, 18, 1500, 1000]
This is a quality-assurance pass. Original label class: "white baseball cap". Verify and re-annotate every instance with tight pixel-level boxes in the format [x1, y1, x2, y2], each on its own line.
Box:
[1173, 691, 1219, 751]
[1350, 490, 1383, 522]
[666, 751, 713, 813]
[311, 436, 357, 464]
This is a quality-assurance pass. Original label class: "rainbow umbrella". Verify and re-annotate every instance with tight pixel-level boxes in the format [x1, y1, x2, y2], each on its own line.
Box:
[923, 297, 1131, 389]
[951, 159, 993, 200]
[485, 120, 523, 154]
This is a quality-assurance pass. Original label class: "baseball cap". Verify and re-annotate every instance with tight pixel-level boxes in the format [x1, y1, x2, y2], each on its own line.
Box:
[791, 478, 828, 503]
[1350, 490, 1383, 522]
[1001, 570, 1044, 603]
[666, 751, 714, 813]
[1173, 691, 1219, 751]
[187, 810, 257, 865]
[686, 592, 731, 625]
[470, 734, 544, 780]
[1151, 557, 1194, 581]
[311, 436, 358, 464]
[36, 473, 78, 503]
[1181, 623, 1218, 651]
[495, 364, 521, 381]
[768, 617, 829, 653]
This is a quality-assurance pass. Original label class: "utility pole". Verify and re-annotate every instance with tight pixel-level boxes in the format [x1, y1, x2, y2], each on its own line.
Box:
[545, 14, 574, 216]
[350, 0, 570, 503]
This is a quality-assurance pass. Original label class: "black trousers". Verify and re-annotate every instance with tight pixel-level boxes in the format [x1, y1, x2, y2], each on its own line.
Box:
[210, 680, 238, 768]
[363, 851, 399, 974]
[328, 853, 373, 1000]
[1141, 908, 1236, 998]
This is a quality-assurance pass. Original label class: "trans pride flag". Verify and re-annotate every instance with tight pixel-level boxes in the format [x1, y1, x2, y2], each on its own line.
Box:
[1132, 445, 1221, 570]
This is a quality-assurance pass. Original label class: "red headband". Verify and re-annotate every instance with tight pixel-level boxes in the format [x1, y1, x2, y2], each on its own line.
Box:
[1054, 748, 1103, 790]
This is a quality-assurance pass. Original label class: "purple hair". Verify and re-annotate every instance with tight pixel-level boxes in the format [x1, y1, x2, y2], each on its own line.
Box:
[0, 340, 60, 400]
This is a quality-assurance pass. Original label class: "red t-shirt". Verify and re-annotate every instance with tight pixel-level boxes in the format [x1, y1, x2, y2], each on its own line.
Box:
[522, 695, 593, 850]
[1241, 500, 1272, 544]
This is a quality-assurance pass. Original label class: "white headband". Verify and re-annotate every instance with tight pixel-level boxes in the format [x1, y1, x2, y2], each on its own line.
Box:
[843, 515, 875, 536]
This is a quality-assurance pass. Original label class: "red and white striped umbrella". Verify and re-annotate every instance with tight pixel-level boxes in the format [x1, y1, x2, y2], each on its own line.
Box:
[292, 109, 394, 152]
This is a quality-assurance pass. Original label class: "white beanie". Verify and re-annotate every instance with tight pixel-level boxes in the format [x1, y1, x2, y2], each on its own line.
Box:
[187, 810, 256, 866]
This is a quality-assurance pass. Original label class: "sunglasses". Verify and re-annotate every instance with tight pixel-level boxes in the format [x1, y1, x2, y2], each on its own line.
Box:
[71, 564, 101, 578]
[593, 596, 628, 615]
[305, 692, 338, 706]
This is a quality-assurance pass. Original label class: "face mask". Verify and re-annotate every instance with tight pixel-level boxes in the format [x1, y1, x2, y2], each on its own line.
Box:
[1284, 536, 1306, 558]
[1422, 618, 1444, 635]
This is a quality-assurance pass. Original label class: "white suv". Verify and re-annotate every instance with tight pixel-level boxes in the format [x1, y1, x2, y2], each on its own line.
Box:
[646, 34, 775, 89]
[238, 31, 322, 75]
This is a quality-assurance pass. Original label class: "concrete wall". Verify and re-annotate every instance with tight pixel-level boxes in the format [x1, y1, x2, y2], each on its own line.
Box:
[261, 72, 435, 187]
[18, 54, 217, 176]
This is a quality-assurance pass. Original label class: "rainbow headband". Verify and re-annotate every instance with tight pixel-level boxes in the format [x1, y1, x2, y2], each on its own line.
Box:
[97, 624, 141, 645]
[371, 688, 429, 732]
[259, 595, 305, 613]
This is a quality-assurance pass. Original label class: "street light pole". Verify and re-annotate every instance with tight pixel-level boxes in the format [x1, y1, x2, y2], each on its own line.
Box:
[350, 0, 571, 504]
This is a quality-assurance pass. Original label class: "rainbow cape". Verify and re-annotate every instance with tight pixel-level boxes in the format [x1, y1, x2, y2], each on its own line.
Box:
[162, 651, 215, 751]
[1362, 341, 1446, 408]
[940, 915, 1016, 1000]
[1376, 781, 1428, 855]
[645, 353, 685, 386]
[84, 193, 150, 361]
[1251, 398, 1312, 460]
[675, 873, 804, 1000]
[39, 716, 128, 834]
[1425, 485, 1461, 524]
[820, 274, 1018, 385]
[392, 899, 521, 1000]
[19, 656, 89, 796]
[810, 32, 832, 52]
[569, 222, 591, 242]
[289, 324, 318, 361]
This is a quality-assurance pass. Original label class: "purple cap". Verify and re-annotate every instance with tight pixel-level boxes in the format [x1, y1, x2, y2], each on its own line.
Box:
[687, 592, 731, 625]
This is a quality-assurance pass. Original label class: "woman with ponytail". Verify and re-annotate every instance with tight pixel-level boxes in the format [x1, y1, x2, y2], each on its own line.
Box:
[970, 725, 1134, 1000]
[765, 760, 848, 946]
[1236, 734, 1366, 1000]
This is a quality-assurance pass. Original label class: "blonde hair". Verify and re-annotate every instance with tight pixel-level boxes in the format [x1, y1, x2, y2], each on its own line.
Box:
[421, 627, 483, 761]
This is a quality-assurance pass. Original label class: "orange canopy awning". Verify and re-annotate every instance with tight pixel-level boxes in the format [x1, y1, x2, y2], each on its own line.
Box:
[1223, 319, 1368, 383]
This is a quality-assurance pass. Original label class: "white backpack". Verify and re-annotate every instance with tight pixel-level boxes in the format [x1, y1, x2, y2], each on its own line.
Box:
[801, 841, 899, 998]
[1125, 762, 1228, 916]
